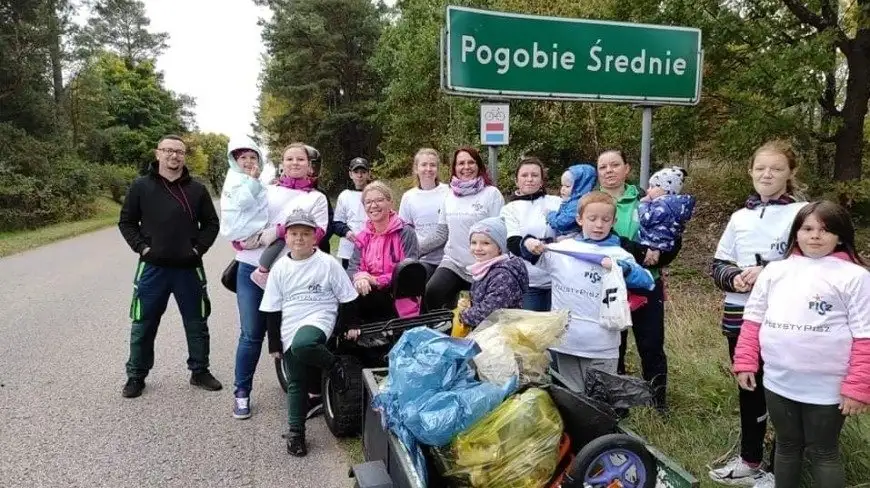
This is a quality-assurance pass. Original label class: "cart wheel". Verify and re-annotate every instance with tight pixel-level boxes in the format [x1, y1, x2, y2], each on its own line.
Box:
[563, 433, 657, 488]
[323, 355, 364, 437]
[275, 356, 289, 393]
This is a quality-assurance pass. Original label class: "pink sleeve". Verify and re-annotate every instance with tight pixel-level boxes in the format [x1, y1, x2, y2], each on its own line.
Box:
[315, 226, 325, 244]
[374, 274, 391, 288]
[732, 320, 762, 374]
[842, 337, 870, 404]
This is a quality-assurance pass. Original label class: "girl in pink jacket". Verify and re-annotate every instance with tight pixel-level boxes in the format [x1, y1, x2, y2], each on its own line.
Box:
[733, 200, 870, 488]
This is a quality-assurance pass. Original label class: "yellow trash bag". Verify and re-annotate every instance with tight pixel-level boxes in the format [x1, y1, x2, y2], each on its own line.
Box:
[467, 309, 569, 387]
[434, 388, 564, 488]
[451, 291, 472, 338]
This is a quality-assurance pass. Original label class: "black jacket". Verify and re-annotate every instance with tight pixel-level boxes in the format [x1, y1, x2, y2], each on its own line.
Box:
[118, 162, 220, 268]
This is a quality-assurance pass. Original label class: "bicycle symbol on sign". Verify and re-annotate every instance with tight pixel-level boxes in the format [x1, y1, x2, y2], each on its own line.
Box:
[484, 107, 506, 121]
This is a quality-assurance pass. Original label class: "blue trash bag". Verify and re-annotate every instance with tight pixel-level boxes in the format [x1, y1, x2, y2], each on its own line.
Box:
[372, 327, 517, 486]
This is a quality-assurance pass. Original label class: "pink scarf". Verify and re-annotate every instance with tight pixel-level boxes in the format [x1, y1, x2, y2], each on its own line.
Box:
[466, 254, 508, 281]
[277, 176, 315, 192]
[450, 176, 485, 197]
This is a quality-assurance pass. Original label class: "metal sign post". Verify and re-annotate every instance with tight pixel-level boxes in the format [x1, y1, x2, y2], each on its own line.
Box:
[480, 102, 510, 184]
[639, 106, 654, 189]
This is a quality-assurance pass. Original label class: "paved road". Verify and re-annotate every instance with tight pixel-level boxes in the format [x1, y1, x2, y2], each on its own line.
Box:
[0, 227, 354, 488]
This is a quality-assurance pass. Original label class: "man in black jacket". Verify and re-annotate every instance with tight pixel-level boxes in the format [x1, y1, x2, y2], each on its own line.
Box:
[118, 135, 222, 398]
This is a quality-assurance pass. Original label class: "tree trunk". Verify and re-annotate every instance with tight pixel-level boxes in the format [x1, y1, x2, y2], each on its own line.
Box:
[833, 29, 870, 181]
[48, 1, 64, 106]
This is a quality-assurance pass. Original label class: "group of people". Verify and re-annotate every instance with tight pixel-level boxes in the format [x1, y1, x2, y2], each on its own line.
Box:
[117, 134, 868, 487]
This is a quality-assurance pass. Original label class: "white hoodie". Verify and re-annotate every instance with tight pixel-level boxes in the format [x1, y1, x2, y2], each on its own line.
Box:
[219, 135, 275, 241]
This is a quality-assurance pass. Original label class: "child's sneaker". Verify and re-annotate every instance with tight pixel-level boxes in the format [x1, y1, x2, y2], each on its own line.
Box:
[709, 455, 766, 486]
[286, 431, 307, 457]
[250, 268, 269, 289]
[751, 472, 775, 488]
[233, 390, 251, 420]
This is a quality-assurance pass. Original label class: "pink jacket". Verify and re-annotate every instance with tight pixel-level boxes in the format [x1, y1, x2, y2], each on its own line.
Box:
[349, 212, 419, 289]
[733, 252, 870, 404]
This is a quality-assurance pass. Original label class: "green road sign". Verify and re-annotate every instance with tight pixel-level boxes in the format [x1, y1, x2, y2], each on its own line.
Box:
[441, 6, 703, 105]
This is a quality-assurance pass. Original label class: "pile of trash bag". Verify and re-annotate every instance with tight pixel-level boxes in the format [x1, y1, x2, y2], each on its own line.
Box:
[467, 309, 568, 388]
[433, 387, 564, 488]
[371, 327, 517, 483]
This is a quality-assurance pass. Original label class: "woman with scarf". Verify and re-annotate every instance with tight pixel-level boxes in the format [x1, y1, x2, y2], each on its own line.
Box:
[499, 157, 564, 311]
[224, 142, 329, 421]
[421, 147, 505, 311]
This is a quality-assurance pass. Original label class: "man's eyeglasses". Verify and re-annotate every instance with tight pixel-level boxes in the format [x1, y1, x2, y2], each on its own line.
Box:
[159, 148, 186, 157]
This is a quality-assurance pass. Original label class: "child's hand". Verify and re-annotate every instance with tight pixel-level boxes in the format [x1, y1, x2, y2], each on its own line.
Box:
[736, 372, 756, 391]
[345, 329, 361, 341]
[345, 231, 357, 243]
[245, 164, 261, 179]
[840, 396, 868, 416]
[644, 249, 661, 266]
[739, 266, 763, 286]
[270, 351, 282, 359]
[601, 257, 613, 270]
[645, 187, 667, 200]
[732, 274, 752, 293]
[524, 238, 545, 255]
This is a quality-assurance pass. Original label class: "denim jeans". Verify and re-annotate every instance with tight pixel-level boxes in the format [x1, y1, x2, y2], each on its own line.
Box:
[233, 261, 267, 395]
[522, 287, 552, 312]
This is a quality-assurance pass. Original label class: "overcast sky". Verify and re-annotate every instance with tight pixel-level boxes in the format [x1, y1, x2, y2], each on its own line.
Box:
[143, 0, 272, 139]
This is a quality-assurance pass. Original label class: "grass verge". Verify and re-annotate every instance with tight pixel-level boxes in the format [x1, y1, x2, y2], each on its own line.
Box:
[0, 197, 120, 258]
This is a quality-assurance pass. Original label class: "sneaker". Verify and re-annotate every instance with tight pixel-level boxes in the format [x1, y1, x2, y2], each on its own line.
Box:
[751, 472, 775, 488]
[190, 371, 223, 391]
[286, 431, 307, 457]
[709, 456, 766, 486]
[306, 394, 323, 419]
[233, 391, 251, 419]
[250, 268, 269, 289]
[329, 361, 349, 394]
[122, 378, 145, 398]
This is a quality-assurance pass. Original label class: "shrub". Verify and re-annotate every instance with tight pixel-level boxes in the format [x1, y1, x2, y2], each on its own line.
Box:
[95, 164, 139, 204]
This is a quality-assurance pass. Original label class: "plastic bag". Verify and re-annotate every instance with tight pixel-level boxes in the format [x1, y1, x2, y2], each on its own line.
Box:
[433, 387, 564, 488]
[451, 291, 472, 338]
[584, 368, 655, 410]
[372, 327, 516, 485]
[467, 309, 569, 387]
[599, 267, 633, 331]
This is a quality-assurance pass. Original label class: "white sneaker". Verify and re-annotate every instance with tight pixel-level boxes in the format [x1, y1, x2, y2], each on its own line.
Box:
[709, 456, 765, 486]
[751, 472, 775, 488]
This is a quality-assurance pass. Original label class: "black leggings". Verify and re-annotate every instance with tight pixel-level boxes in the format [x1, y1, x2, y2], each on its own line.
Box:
[423, 266, 470, 311]
[728, 335, 775, 466]
[765, 389, 845, 487]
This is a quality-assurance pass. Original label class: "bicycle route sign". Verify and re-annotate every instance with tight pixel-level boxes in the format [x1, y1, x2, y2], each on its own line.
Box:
[441, 6, 703, 105]
[480, 103, 509, 145]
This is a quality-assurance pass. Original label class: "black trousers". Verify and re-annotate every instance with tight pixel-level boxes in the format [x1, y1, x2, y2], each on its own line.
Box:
[726, 335, 775, 466]
[423, 266, 471, 312]
[617, 279, 667, 407]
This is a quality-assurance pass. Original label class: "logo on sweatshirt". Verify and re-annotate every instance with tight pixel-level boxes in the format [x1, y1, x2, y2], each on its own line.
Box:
[770, 238, 788, 254]
[602, 287, 618, 307]
[808, 295, 832, 316]
[472, 203, 485, 213]
[308, 283, 322, 294]
[584, 270, 602, 284]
